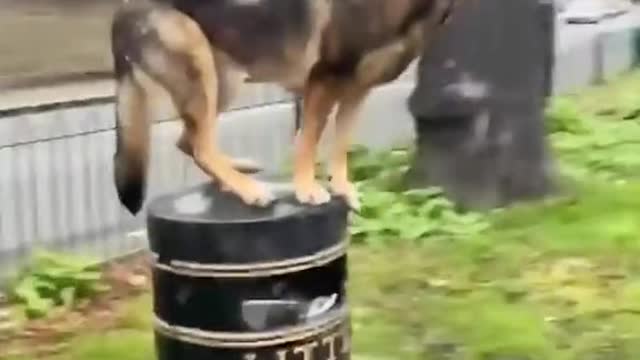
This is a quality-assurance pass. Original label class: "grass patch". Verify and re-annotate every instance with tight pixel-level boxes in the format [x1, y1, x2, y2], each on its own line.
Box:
[114, 294, 152, 331]
[64, 330, 153, 360]
[546, 71, 640, 182]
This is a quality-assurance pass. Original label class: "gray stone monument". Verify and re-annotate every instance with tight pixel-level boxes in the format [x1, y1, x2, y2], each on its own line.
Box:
[406, 0, 556, 209]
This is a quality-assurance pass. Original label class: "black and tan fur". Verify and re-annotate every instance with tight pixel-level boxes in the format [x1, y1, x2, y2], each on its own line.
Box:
[111, 0, 456, 214]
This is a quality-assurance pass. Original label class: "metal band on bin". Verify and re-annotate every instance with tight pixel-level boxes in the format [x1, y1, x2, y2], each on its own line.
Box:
[152, 239, 347, 278]
[154, 306, 349, 348]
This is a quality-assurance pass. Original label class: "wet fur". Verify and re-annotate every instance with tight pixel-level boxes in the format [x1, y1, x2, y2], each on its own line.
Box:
[110, 0, 456, 214]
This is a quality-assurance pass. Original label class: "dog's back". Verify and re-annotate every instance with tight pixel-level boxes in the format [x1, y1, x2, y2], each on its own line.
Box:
[156, 0, 328, 90]
[316, 0, 453, 86]
[142, 0, 450, 89]
[165, 0, 315, 64]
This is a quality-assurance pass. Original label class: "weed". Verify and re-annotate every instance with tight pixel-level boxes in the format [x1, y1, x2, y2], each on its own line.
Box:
[347, 146, 490, 246]
[8, 251, 108, 319]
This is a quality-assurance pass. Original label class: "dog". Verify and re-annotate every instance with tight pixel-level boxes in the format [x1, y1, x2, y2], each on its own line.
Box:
[110, 0, 457, 214]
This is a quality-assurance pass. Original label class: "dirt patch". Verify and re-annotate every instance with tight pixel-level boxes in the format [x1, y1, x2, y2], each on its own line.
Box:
[0, 252, 152, 359]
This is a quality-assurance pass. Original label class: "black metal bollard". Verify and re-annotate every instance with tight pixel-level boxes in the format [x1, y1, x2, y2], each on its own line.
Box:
[146, 180, 351, 360]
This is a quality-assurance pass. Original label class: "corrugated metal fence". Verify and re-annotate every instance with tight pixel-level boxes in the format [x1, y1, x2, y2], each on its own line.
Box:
[0, 82, 298, 278]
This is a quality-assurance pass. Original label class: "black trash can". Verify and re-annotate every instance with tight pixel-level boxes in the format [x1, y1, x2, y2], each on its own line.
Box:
[146, 181, 351, 360]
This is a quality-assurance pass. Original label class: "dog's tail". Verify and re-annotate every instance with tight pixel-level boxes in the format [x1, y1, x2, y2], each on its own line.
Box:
[113, 72, 150, 215]
[111, 5, 153, 215]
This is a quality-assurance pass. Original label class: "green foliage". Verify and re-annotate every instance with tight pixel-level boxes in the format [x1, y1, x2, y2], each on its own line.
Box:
[348, 145, 413, 189]
[546, 91, 640, 182]
[346, 145, 489, 246]
[9, 251, 109, 319]
[545, 97, 590, 134]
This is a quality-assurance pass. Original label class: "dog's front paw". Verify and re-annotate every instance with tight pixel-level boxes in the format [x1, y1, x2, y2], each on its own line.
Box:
[329, 179, 360, 211]
[231, 177, 275, 207]
[295, 181, 331, 206]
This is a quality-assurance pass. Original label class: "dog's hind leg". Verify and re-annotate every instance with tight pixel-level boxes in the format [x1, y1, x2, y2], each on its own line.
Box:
[293, 81, 336, 205]
[143, 9, 274, 206]
[329, 88, 369, 210]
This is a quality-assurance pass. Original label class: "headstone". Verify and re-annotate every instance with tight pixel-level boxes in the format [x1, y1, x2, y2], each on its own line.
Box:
[406, 0, 556, 209]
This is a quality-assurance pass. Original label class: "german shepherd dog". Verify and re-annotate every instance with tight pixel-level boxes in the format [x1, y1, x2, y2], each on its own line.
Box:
[111, 0, 456, 214]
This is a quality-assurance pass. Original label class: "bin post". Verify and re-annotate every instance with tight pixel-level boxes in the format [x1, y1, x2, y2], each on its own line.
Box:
[407, 0, 556, 209]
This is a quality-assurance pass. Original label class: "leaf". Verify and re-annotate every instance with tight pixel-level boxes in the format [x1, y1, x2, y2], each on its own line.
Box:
[13, 277, 54, 319]
[403, 187, 444, 202]
[60, 287, 76, 308]
[351, 218, 388, 235]
[34, 250, 99, 272]
[385, 202, 412, 217]
[359, 191, 397, 217]
[417, 197, 455, 218]
[13, 277, 45, 303]
[10, 251, 108, 319]
[25, 297, 55, 319]
[401, 222, 437, 241]
[33, 277, 57, 292]
[70, 271, 102, 282]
